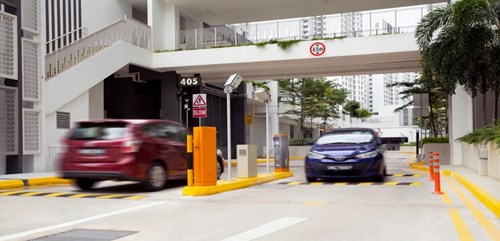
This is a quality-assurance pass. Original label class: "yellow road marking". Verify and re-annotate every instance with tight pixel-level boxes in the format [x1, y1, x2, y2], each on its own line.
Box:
[95, 194, 126, 199]
[441, 191, 453, 205]
[45, 192, 70, 197]
[359, 182, 373, 186]
[333, 182, 348, 186]
[123, 196, 147, 200]
[303, 201, 327, 206]
[445, 177, 500, 241]
[410, 182, 422, 186]
[310, 182, 324, 186]
[287, 181, 302, 186]
[393, 174, 404, 177]
[69, 194, 95, 198]
[20, 192, 44, 196]
[0, 191, 26, 196]
[449, 208, 474, 241]
[383, 182, 399, 186]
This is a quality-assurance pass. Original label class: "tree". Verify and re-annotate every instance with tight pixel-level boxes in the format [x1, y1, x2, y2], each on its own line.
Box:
[278, 78, 348, 138]
[415, 0, 500, 126]
[343, 100, 372, 119]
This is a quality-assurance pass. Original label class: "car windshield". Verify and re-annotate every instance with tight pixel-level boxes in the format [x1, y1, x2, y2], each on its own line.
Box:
[316, 131, 375, 145]
[69, 122, 128, 140]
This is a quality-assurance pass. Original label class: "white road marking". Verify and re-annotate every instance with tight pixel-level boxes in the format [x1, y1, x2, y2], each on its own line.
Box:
[0, 201, 167, 241]
[221, 217, 308, 241]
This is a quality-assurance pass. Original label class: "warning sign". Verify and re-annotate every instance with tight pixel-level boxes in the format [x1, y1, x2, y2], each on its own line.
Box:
[192, 94, 207, 107]
[193, 107, 207, 118]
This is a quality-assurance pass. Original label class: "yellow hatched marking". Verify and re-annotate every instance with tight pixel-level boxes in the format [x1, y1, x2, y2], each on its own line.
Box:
[393, 174, 404, 177]
[310, 182, 324, 186]
[96, 194, 126, 199]
[410, 182, 423, 186]
[69, 194, 95, 198]
[359, 182, 374, 186]
[0, 191, 25, 196]
[45, 192, 70, 197]
[287, 182, 302, 186]
[20, 192, 44, 196]
[333, 183, 348, 186]
[445, 177, 500, 241]
[303, 201, 327, 206]
[383, 182, 399, 186]
[449, 208, 474, 241]
[123, 196, 147, 200]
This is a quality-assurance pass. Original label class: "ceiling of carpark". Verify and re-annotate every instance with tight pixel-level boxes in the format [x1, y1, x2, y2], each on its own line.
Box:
[126, 0, 445, 26]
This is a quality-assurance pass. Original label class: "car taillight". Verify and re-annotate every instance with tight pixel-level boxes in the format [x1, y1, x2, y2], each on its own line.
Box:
[122, 139, 142, 153]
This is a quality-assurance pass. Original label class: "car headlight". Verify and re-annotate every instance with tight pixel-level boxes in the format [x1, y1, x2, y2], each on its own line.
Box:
[307, 151, 325, 159]
[356, 150, 379, 159]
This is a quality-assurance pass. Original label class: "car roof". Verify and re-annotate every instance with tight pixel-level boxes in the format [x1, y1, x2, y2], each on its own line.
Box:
[324, 128, 376, 134]
[75, 119, 180, 126]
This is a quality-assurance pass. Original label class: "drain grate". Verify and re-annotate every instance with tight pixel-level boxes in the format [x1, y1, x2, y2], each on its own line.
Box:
[31, 229, 137, 241]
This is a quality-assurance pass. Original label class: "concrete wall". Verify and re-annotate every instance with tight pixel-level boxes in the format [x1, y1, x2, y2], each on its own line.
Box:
[82, 0, 133, 33]
[422, 143, 450, 165]
[0, 155, 5, 174]
[461, 142, 500, 181]
[89, 82, 104, 120]
[149, 0, 179, 51]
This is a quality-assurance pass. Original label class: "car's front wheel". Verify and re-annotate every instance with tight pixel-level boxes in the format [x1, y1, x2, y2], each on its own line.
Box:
[143, 162, 167, 191]
[306, 176, 317, 182]
[216, 157, 224, 179]
[75, 178, 97, 190]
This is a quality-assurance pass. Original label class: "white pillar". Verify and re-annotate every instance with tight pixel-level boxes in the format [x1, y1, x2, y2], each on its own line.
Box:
[449, 85, 473, 165]
[148, 0, 179, 51]
[269, 81, 280, 135]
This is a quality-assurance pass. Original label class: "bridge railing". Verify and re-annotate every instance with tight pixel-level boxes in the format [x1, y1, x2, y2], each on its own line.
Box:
[177, 3, 446, 50]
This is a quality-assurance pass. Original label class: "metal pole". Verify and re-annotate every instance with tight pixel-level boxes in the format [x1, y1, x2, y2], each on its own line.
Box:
[266, 101, 270, 173]
[226, 91, 232, 180]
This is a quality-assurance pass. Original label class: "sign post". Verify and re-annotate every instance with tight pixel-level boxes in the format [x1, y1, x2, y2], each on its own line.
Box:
[192, 94, 207, 119]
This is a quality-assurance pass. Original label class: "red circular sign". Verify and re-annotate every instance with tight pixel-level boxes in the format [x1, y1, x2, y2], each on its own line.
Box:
[310, 42, 326, 56]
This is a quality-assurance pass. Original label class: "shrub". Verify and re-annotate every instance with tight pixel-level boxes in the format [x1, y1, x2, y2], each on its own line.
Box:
[457, 124, 500, 148]
[421, 136, 449, 145]
[289, 138, 314, 146]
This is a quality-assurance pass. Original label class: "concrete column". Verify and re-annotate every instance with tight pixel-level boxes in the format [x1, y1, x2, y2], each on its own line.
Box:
[269, 81, 280, 136]
[148, 0, 179, 51]
[449, 85, 473, 165]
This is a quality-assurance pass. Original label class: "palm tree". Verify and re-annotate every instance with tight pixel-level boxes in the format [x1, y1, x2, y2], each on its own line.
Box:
[415, 0, 500, 126]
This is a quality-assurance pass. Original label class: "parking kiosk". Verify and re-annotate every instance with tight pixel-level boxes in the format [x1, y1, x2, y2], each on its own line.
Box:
[273, 133, 289, 172]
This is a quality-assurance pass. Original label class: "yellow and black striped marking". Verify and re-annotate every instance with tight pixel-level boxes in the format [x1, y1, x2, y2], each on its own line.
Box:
[386, 173, 420, 177]
[0, 190, 147, 200]
[279, 181, 422, 186]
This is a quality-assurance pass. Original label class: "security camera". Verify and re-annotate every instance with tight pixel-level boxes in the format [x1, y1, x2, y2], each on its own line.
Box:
[254, 88, 270, 102]
[224, 73, 243, 89]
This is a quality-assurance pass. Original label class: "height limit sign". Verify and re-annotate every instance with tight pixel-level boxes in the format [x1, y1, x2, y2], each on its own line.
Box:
[192, 94, 207, 118]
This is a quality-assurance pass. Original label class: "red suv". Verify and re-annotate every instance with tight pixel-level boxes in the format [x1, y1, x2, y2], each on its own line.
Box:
[59, 119, 191, 191]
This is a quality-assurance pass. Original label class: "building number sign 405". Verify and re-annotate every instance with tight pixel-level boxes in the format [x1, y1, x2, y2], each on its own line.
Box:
[179, 76, 201, 87]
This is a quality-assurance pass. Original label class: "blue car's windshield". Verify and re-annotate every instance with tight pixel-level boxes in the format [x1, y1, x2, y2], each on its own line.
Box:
[316, 131, 375, 145]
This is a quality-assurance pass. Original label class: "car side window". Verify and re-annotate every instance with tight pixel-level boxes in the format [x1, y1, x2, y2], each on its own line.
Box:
[157, 123, 186, 142]
[142, 123, 160, 138]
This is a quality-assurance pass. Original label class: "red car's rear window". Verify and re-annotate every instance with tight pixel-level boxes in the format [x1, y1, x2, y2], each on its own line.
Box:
[69, 122, 129, 140]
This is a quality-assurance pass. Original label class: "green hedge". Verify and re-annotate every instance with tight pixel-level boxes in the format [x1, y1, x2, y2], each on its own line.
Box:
[421, 136, 449, 145]
[458, 124, 500, 148]
[289, 139, 313, 146]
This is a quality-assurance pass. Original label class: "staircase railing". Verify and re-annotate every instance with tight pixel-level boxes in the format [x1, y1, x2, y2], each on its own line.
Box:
[45, 16, 151, 80]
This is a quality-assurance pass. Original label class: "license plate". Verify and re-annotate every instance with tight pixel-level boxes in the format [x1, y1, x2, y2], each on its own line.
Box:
[327, 165, 352, 171]
[78, 149, 106, 155]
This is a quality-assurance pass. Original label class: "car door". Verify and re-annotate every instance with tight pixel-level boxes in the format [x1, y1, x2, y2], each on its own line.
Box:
[156, 122, 187, 179]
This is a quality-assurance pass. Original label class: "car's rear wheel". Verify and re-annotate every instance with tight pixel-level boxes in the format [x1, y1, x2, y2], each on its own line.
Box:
[143, 162, 167, 191]
[306, 176, 317, 182]
[75, 178, 97, 190]
[216, 157, 224, 179]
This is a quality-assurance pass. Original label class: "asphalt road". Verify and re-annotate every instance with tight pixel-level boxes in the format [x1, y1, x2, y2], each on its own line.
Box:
[0, 152, 498, 241]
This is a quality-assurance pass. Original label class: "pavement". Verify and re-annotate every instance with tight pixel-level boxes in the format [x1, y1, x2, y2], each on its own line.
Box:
[0, 152, 499, 218]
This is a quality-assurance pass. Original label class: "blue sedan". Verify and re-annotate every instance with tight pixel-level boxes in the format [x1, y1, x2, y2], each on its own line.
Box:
[305, 128, 386, 182]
